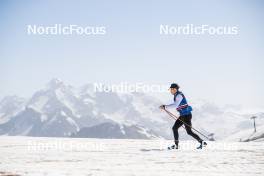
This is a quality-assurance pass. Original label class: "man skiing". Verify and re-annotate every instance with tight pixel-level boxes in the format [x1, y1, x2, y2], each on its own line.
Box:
[160, 83, 207, 149]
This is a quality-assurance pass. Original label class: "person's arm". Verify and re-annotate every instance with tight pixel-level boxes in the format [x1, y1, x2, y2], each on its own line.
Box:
[165, 94, 183, 109]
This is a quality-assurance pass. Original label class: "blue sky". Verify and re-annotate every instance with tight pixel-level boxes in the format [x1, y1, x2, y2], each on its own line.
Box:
[0, 0, 263, 109]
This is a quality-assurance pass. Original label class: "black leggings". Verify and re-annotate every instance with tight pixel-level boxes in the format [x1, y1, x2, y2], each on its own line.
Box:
[172, 114, 202, 145]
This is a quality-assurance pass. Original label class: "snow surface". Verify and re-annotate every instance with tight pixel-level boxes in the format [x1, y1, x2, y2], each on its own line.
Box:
[0, 136, 264, 176]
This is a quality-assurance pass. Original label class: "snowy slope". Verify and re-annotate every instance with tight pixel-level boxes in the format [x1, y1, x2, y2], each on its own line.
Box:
[0, 136, 264, 176]
[189, 102, 264, 140]
[226, 124, 264, 142]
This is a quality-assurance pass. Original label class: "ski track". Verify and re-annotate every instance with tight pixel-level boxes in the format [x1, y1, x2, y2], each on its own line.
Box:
[0, 136, 264, 176]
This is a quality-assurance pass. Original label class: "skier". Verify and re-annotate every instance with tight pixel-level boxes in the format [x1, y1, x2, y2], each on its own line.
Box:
[159, 83, 207, 149]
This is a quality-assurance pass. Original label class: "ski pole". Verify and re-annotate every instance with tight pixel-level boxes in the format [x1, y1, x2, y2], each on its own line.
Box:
[164, 109, 210, 140]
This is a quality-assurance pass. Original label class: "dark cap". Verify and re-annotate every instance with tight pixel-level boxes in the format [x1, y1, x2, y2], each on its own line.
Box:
[169, 83, 180, 89]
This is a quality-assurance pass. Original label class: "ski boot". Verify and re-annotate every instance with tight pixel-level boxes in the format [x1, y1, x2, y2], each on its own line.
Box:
[197, 141, 207, 149]
[168, 144, 178, 150]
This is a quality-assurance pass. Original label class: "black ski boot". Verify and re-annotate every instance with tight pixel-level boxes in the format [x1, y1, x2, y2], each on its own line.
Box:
[197, 141, 207, 149]
[168, 144, 178, 150]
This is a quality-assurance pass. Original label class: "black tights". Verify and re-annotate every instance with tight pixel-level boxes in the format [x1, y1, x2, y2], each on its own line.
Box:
[172, 114, 202, 146]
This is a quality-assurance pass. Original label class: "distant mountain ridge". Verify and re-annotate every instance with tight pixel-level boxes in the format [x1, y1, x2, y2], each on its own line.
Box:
[0, 79, 169, 139]
[0, 78, 263, 140]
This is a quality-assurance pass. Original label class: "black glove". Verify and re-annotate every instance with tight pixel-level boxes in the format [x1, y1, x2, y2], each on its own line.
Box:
[159, 105, 166, 110]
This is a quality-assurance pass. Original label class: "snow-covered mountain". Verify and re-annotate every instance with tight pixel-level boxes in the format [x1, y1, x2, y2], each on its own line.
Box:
[0, 95, 26, 124]
[0, 78, 263, 141]
[71, 122, 161, 139]
[0, 79, 170, 138]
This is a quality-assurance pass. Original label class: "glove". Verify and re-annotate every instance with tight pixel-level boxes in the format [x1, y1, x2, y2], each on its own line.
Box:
[159, 105, 166, 110]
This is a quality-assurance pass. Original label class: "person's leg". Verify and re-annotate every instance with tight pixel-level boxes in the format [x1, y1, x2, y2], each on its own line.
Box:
[183, 114, 203, 143]
[172, 118, 183, 146]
